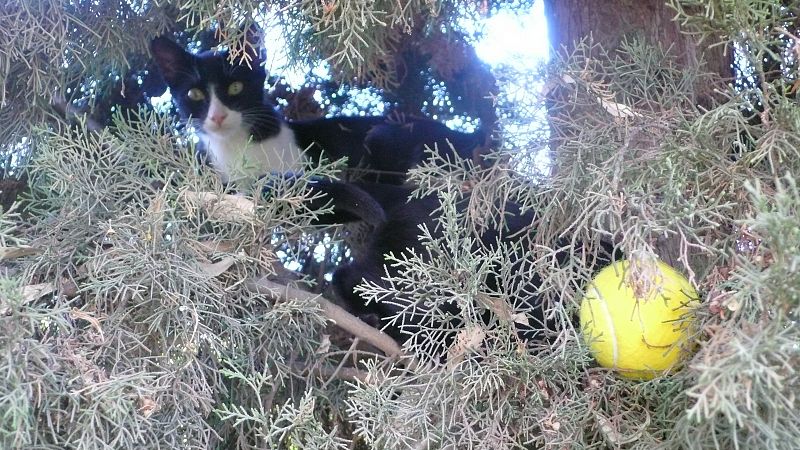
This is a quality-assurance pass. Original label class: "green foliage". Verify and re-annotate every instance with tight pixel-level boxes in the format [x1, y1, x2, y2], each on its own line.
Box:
[280, 0, 440, 86]
[0, 0, 175, 159]
[3, 0, 800, 449]
[2, 109, 355, 448]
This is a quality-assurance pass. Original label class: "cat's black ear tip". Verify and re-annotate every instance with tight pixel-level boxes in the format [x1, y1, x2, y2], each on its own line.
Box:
[149, 35, 189, 85]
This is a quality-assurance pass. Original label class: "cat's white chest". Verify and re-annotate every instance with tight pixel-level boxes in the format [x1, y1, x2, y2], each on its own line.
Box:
[203, 125, 304, 183]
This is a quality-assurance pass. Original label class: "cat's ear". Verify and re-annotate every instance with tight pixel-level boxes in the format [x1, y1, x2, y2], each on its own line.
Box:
[150, 37, 193, 87]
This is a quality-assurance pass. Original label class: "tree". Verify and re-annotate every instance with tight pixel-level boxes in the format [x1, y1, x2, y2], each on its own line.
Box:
[1, 1, 799, 449]
[535, 0, 800, 448]
[541, 0, 736, 269]
[544, 0, 732, 83]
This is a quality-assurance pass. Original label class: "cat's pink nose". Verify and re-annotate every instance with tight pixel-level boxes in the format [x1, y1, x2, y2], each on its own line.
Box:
[210, 113, 227, 126]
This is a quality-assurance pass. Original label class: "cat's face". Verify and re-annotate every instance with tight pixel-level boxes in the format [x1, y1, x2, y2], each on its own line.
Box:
[150, 37, 267, 138]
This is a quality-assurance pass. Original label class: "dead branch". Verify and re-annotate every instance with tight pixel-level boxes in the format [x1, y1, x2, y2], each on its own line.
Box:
[245, 276, 405, 359]
[180, 190, 256, 221]
[0, 245, 42, 260]
[291, 361, 370, 384]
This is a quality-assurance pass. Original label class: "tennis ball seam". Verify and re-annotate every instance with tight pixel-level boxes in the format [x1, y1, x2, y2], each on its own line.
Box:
[595, 291, 618, 369]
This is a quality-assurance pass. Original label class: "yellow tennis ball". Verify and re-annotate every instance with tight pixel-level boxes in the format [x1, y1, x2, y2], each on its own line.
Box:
[579, 259, 700, 380]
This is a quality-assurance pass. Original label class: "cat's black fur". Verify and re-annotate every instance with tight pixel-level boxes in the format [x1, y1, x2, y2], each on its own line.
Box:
[150, 36, 488, 184]
[309, 180, 616, 353]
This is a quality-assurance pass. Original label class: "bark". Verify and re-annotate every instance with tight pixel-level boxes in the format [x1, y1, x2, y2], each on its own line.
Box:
[543, 0, 732, 106]
[542, 0, 733, 267]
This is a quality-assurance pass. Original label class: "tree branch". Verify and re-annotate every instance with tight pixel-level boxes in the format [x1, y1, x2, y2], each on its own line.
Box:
[245, 276, 405, 359]
[291, 361, 370, 384]
[50, 96, 105, 133]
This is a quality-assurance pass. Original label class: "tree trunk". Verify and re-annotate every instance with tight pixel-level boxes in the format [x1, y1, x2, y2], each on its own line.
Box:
[542, 0, 733, 267]
[543, 0, 731, 105]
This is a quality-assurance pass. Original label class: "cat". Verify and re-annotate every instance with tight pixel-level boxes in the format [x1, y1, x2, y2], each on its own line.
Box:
[150, 35, 489, 184]
[309, 179, 618, 355]
[150, 32, 598, 355]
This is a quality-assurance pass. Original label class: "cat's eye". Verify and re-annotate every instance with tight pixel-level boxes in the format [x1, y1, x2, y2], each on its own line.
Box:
[187, 88, 205, 101]
[227, 81, 244, 96]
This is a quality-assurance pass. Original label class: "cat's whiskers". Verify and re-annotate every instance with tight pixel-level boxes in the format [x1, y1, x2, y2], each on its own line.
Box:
[239, 108, 282, 129]
[242, 111, 280, 124]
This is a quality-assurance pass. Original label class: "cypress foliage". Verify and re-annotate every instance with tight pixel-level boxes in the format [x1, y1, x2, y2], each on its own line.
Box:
[1, 1, 799, 448]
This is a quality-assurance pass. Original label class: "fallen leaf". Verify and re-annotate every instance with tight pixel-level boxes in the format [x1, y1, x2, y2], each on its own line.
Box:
[21, 283, 55, 302]
[0, 246, 42, 260]
[599, 98, 640, 118]
[138, 396, 158, 418]
[447, 326, 486, 369]
[181, 190, 256, 221]
[70, 308, 104, 341]
[510, 312, 529, 326]
[196, 256, 236, 278]
[477, 294, 515, 321]
[316, 334, 332, 354]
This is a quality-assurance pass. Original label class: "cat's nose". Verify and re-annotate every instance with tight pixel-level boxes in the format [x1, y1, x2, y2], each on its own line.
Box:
[210, 113, 227, 126]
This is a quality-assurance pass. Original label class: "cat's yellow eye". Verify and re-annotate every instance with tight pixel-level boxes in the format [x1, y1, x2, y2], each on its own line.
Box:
[227, 81, 244, 96]
[187, 88, 205, 101]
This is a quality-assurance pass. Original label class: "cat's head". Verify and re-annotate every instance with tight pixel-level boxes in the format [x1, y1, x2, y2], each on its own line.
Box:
[150, 33, 268, 138]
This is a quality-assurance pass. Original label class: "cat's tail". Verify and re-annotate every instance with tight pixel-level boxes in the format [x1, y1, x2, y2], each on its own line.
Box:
[257, 173, 386, 227]
[305, 178, 387, 228]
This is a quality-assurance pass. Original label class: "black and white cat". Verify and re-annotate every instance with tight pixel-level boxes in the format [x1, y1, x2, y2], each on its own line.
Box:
[150, 35, 488, 184]
[150, 33, 597, 354]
